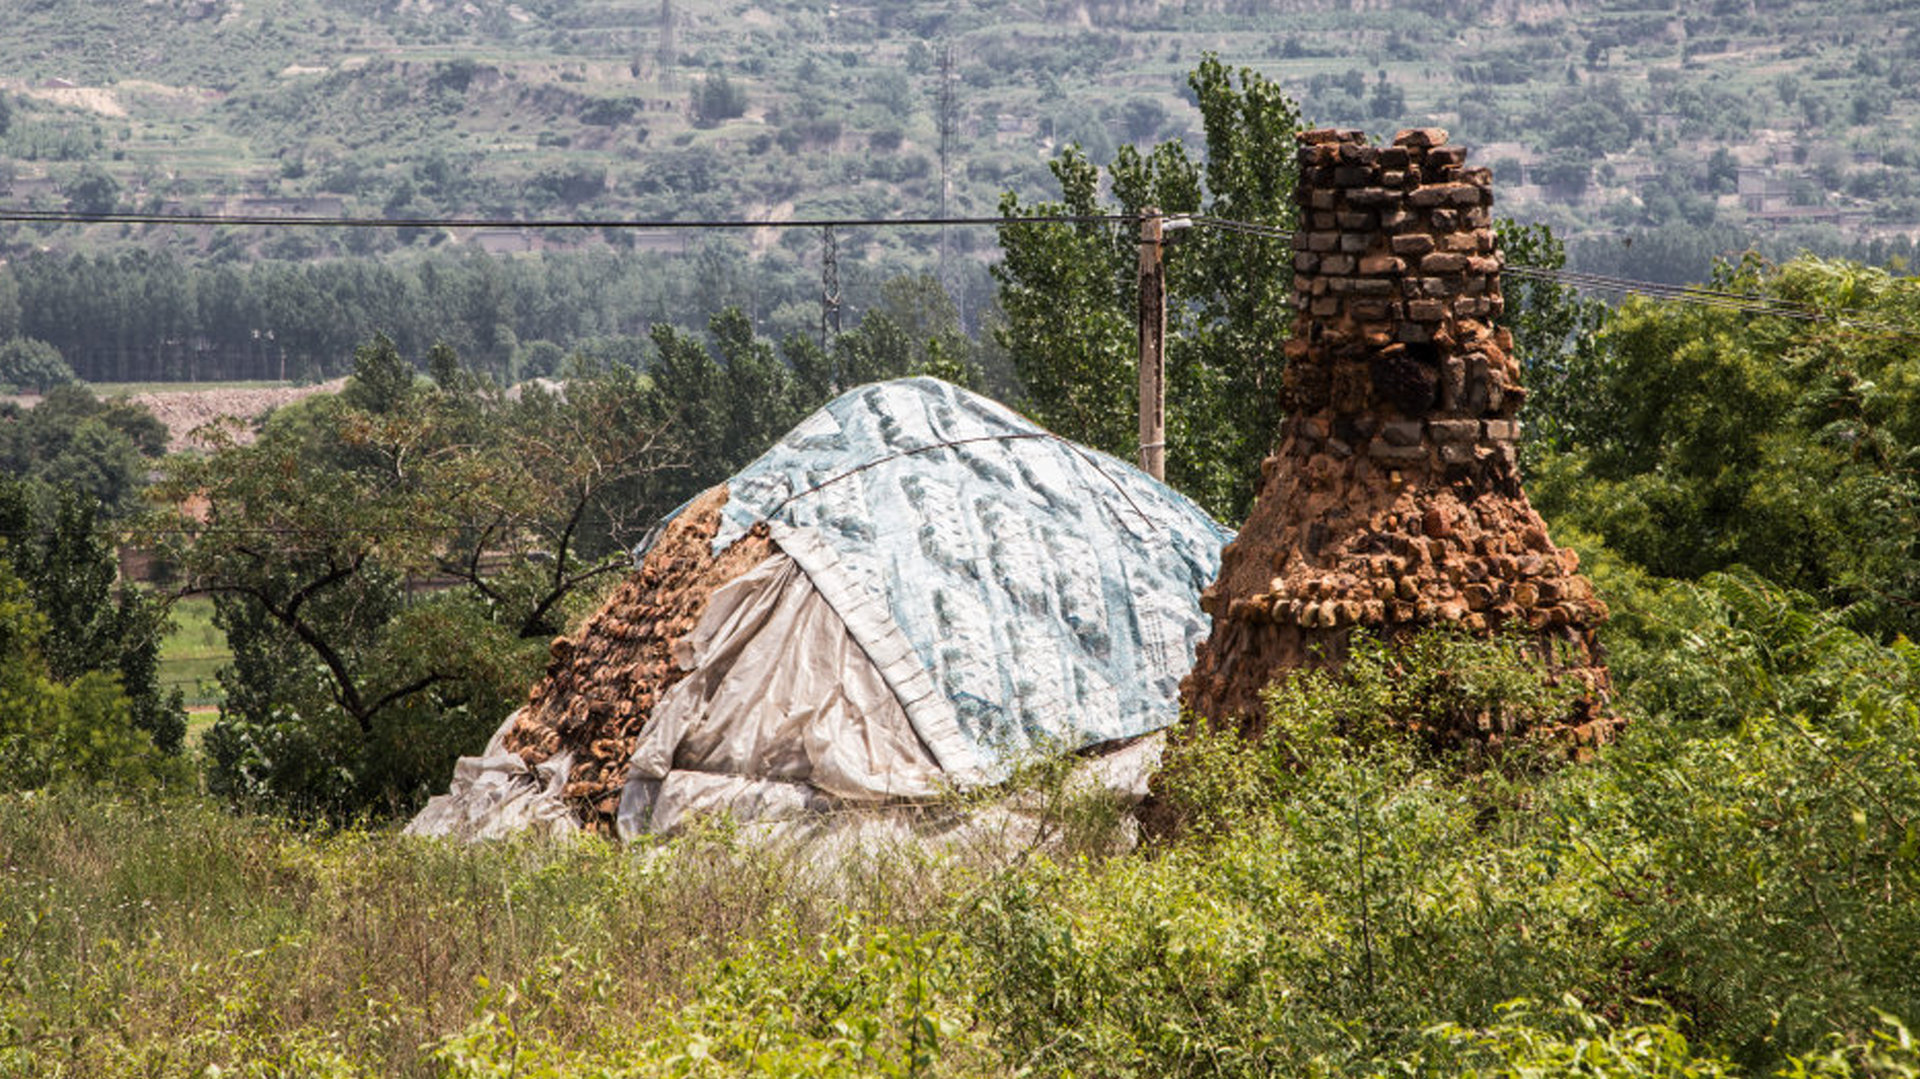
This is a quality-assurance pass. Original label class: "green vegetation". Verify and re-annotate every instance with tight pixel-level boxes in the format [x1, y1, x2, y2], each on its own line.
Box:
[3, 575, 1917, 1076]
[996, 56, 1298, 519]
[2, 19, 1919, 1074]
[157, 594, 227, 707]
[1531, 255, 1920, 643]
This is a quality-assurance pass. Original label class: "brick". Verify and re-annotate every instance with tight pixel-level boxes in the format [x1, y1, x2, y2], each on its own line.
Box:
[1350, 278, 1394, 295]
[1398, 321, 1433, 343]
[1391, 234, 1435, 256]
[1308, 231, 1339, 252]
[1298, 127, 1346, 144]
[1442, 232, 1480, 252]
[1430, 209, 1458, 229]
[1410, 183, 1478, 207]
[1381, 420, 1423, 446]
[1440, 443, 1476, 464]
[1392, 127, 1448, 148]
[1320, 254, 1356, 274]
[1312, 211, 1337, 229]
[1426, 146, 1467, 168]
[1406, 299, 1447, 321]
[1430, 419, 1479, 442]
[1294, 253, 1319, 273]
[1421, 252, 1469, 273]
[1350, 301, 1399, 320]
[1483, 420, 1516, 441]
[1381, 170, 1407, 187]
[1310, 189, 1337, 210]
[1370, 440, 1428, 461]
[1468, 256, 1502, 274]
[1347, 187, 1396, 207]
[1337, 210, 1375, 229]
[1311, 296, 1339, 316]
[1333, 165, 1371, 187]
[1380, 209, 1417, 232]
[1339, 234, 1369, 254]
[1359, 254, 1405, 275]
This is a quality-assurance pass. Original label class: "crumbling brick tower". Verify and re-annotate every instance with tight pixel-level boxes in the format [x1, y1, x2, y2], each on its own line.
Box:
[1181, 127, 1616, 745]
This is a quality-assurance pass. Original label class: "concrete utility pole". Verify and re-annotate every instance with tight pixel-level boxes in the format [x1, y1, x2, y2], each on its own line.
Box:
[1137, 207, 1166, 481]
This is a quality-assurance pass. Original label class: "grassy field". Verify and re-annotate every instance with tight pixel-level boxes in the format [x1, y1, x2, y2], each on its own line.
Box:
[159, 594, 227, 711]
[5, 601, 1918, 1077]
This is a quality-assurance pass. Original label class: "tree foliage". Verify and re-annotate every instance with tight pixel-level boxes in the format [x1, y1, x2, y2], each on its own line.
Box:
[1531, 255, 1920, 640]
[156, 336, 683, 815]
[0, 477, 184, 788]
[1494, 219, 1611, 457]
[0, 336, 74, 394]
[996, 55, 1301, 520]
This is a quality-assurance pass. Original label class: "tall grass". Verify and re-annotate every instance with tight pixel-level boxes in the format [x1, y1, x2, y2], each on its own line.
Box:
[4, 573, 1919, 1077]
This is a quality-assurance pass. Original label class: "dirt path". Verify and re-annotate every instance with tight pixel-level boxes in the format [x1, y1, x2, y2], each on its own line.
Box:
[125, 379, 348, 450]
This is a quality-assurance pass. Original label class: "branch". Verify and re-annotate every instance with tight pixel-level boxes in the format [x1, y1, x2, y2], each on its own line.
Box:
[359, 671, 453, 727]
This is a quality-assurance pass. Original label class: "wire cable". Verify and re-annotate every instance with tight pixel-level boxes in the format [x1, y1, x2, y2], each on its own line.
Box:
[0, 207, 1130, 230]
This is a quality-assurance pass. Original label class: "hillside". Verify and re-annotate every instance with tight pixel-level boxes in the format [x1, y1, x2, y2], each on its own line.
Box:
[2, 0, 1918, 279]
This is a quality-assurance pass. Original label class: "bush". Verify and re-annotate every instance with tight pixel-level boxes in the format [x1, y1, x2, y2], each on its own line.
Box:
[0, 336, 73, 393]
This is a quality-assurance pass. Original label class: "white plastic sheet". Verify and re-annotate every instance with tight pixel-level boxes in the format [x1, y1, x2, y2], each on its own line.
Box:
[619, 552, 945, 837]
[404, 710, 577, 841]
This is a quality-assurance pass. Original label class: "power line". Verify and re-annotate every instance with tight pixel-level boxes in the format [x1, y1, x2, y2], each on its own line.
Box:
[1192, 214, 1913, 333]
[5, 202, 1910, 333]
[0, 207, 1128, 230]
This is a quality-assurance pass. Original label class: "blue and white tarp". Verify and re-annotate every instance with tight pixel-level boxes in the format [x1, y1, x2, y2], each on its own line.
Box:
[706, 377, 1232, 786]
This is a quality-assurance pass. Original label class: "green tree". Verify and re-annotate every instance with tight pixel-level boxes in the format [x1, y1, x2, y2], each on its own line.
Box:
[0, 558, 178, 792]
[159, 339, 684, 816]
[996, 55, 1301, 519]
[692, 71, 747, 127]
[63, 166, 121, 216]
[1531, 255, 1920, 640]
[1494, 219, 1611, 456]
[0, 479, 184, 753]
[0, 382, 167, 518]
[0, 336, 73, 393]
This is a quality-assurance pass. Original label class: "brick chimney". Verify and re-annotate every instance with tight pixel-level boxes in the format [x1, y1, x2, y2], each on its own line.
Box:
[1180, 127, 1616, 746]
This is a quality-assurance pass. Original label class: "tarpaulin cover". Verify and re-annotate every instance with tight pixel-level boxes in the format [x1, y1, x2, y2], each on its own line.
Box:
[704, 377, 1233, 784]
[618, 551, 946, 836]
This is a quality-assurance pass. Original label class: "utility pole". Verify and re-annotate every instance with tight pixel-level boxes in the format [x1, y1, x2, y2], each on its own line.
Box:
[1137, 207, 1166, 481]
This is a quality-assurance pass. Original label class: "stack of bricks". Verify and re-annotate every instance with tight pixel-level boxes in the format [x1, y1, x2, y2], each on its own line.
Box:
[501, 486, 775, 835]
[1180, 126, 1618, 747]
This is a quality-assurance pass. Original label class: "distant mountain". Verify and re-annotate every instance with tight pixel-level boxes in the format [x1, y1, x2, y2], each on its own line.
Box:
[2, 0, 1916, 283]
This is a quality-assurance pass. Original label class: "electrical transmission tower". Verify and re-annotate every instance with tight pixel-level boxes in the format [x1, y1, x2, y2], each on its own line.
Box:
[936, 43, 958, 283]
[657, 0, 677, 91]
